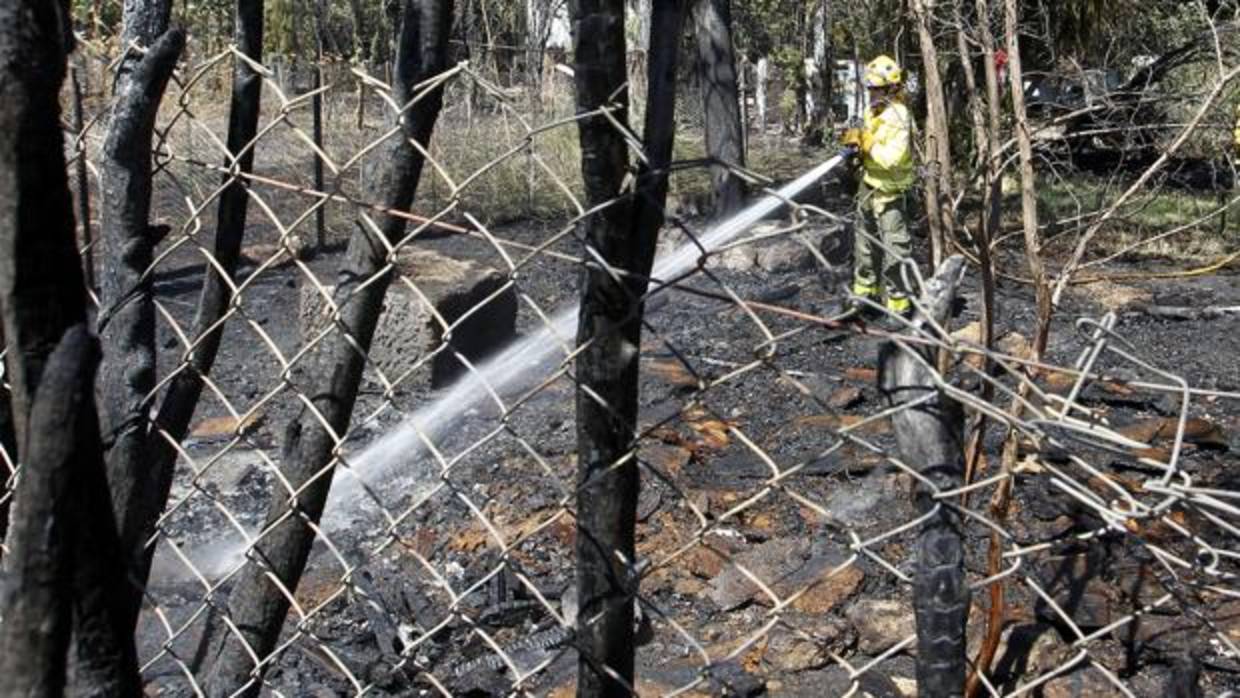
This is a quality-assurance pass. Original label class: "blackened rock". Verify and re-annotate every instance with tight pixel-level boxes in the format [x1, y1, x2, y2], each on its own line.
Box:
[756, 240, 816, 273]
[1035, 554, 1115, 633]
[1112, 612, 1198, 656]
[707, 538, 810, 610]
[706, 660, 766, 696]
[637, 487, 663, 522]
[1041, 666, 1126, 697]
[846, 598, 915, 655]
[755, 282, 802, 303]
[298, 248, 517, 390]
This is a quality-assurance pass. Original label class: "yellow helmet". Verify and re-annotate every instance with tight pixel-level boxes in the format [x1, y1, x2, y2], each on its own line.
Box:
[864, 55, 903, 88]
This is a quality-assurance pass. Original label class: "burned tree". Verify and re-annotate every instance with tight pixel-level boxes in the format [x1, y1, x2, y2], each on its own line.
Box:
[571, 0, 684, 693]
[118, 0, 267, 627]
[0, 1, 139, 693]
[877, 256, 970, 698]
[0, 0, 93, 470]
[570, 1, 640, 693]
[0, 328, 141, 698]
[691, 0, 746, 218]
[95, 0, 184, 602]
[199, 0, 455, 694]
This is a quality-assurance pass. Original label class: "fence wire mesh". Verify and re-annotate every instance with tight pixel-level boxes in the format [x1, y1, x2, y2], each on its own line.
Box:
[7, 35, 1240, 697]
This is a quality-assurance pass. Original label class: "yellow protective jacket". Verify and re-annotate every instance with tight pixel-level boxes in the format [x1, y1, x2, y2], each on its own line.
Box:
[860, 100, 915, 200]
[1233, 105, 1240, 151]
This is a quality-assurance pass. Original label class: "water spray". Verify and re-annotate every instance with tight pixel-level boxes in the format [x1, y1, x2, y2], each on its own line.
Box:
[343, 154, 847, 497]
[193, 154, 848, 578]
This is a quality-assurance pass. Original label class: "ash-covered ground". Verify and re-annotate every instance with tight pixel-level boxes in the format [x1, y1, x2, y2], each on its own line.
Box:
[134, 178, 1240, 696]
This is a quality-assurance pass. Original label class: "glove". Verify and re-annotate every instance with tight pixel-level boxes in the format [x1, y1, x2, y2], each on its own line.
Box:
[859, 130, 876, 155]
[838, 126, 862, 161]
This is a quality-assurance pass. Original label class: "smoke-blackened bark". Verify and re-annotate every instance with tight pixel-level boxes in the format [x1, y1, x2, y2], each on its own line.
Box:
[570, 1, 635, 695]
[199, 1, 454, 695]
[95, 0, 184, 616]
[570, 0, 680, 694]
[634, 0, 687, 242]
[0, 0, 89, 461]
[877, 256, 969, 698]
[0, 3, 79, 692]
[0, 329, 110, 696]
[0, 4, 140, 692]
[691, 0, 746, 218]
[117, 0, 266, 629]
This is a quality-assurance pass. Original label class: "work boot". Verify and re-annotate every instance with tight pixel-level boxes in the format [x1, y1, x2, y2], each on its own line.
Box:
[841, 293, 880, 320]
[875, 296, 915, 332]
[843, 280, 882, 320]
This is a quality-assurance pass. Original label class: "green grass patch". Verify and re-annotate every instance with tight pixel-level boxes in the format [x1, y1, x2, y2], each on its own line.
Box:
[1034, 174, 1240, 263]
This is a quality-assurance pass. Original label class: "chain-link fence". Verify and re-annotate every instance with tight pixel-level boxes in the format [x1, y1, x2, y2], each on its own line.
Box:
[7, 24, 1240, 696]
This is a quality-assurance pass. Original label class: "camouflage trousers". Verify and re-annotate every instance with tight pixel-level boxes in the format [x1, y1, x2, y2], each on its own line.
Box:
[852, 181, 913, 313]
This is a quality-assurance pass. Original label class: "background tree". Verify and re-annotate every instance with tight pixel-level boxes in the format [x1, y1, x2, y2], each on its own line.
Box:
[692, 0, 747, 218]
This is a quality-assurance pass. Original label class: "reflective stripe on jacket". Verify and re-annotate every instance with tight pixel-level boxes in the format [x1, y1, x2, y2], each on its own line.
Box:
[861, 101, 914, 198]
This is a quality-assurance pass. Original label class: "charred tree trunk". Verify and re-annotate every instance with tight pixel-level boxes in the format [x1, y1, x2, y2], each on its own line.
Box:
[0, 328, 134, 697]
[67, 327, 146, 696]
[0, 0, 91, 466]
[0, 4, 139, 691]
[0, 327, 77, 697]
[199, 1, 454, 695]
[877, 256, 969, 698]
[96, 0, 184, 608]
[636, 0, 687, 236]
[115, 0, 265, 629]
[571, 1, 638, 695]
[691, 0, 746, 218]
[571, 0, 681, 694]
[348, 0, 371, 61]
[0, 0, 85, 552]
[0, 12, 82, 692]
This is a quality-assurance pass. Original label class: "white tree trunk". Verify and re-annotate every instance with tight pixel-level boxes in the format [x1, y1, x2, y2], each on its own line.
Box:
[755, 56, 768, 132]
[627, 0, 651, 52]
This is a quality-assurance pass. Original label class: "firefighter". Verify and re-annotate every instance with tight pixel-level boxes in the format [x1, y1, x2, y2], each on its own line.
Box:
[839, 55, 917, 321]
[1233, 103, 1240, 154]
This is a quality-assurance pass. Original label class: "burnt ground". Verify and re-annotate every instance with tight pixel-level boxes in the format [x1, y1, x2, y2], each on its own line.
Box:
[130, 173, 1240, 697]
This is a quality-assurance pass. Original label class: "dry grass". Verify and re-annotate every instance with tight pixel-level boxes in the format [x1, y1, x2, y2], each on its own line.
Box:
[82, 50, 829, 247]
